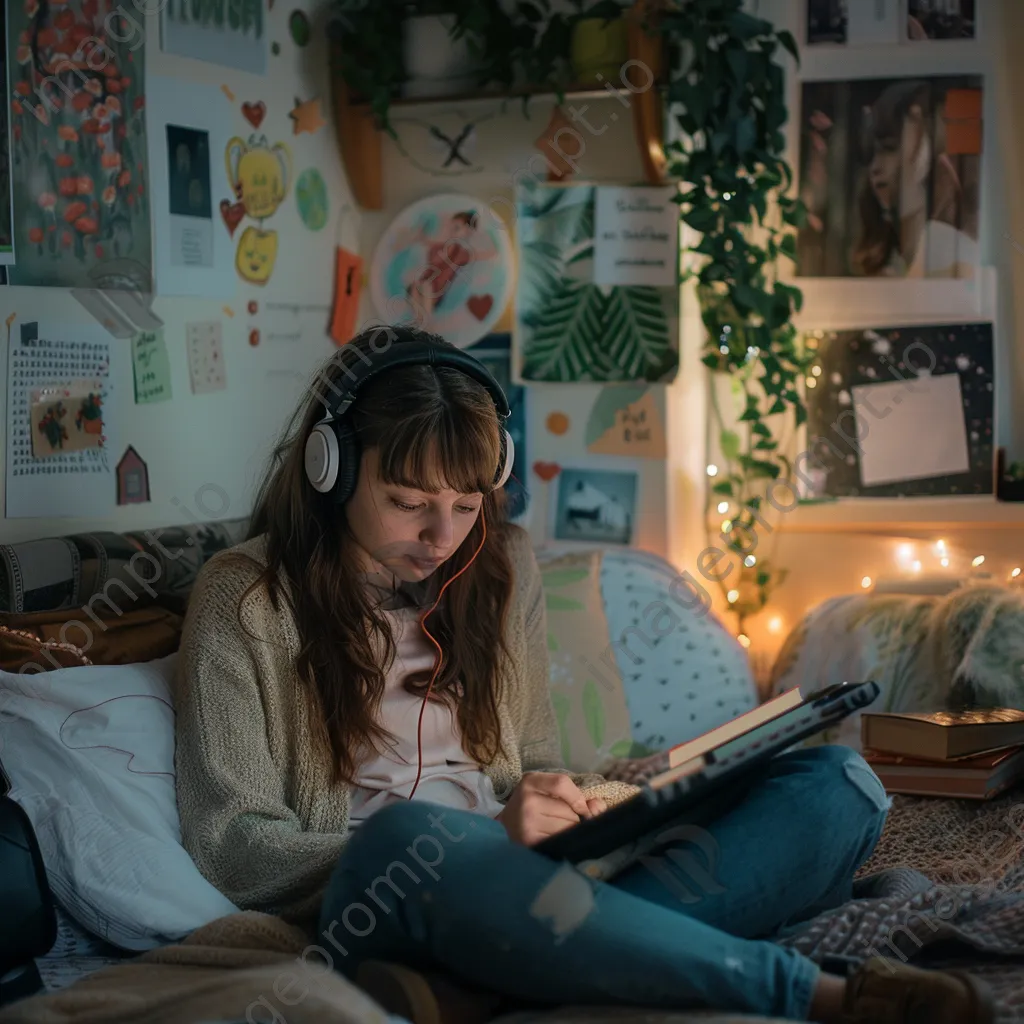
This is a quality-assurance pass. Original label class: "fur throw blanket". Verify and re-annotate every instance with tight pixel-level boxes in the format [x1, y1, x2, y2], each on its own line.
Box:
[767, 584, 1024, 748]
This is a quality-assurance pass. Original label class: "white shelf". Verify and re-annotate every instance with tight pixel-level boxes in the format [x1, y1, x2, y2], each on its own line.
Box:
[777, 495, 1024, 534]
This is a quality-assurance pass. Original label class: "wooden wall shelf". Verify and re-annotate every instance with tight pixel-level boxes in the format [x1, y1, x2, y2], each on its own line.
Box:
[775, 497, 1024, 535]
[329, 0, 668, 210]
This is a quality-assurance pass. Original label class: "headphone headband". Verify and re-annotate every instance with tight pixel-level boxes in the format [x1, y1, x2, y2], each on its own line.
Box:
[304, 328, 515, 503]
[324, 330, 511, 423]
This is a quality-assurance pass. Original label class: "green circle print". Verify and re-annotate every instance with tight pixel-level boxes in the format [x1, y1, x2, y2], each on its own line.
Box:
[289, 10, 311, 46]
[296, 168, 328, 231]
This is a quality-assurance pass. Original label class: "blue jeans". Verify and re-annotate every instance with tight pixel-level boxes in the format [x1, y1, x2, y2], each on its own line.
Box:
[318, 745, 889, 1021]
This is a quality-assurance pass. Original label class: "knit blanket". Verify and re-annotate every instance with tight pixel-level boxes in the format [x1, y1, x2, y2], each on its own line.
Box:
[774, 792, 1024, 1022]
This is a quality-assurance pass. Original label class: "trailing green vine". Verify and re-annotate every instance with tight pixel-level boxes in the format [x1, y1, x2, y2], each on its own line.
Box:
[658, 0, 809, 635]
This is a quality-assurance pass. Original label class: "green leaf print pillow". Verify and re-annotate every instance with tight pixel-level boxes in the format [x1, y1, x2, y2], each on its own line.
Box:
[537, 549, 633, 774]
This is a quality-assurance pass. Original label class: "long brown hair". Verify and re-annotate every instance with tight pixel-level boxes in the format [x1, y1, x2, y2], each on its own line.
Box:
[852, 81, 934, 275]
[243, 326, 514, 785]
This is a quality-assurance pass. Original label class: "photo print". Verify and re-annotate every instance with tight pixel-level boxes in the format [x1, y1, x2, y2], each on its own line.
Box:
[167, 125, 213, 268]
[553, 468, 638, 546]
[908, 0, 976, 40]
[807, 0, 847, 44]
[798, 76, 982, 278]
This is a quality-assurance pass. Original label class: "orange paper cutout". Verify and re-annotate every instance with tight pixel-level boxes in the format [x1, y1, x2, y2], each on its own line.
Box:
[289, 96, 326, 135]
[330, 247, 363, 346]
[945, 89, 982, 120]
[534, 105, 583, 181]
[946, 119, 982, 155]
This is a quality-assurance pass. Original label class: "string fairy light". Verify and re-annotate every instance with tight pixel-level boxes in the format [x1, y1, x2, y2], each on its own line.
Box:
[972, 555, 986, 567]
[727, 589, 739, 603]
[861, 576, 872, 589]
[767, 616, 784, 634]
[707, 464, 719, 477]
[737, 633, 751, 649]
[717, 501, 729, 514]
[1012, 568, 1022, 579]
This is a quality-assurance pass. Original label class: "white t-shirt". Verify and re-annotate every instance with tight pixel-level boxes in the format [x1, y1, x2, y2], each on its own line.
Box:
[348, 603, 506, 827]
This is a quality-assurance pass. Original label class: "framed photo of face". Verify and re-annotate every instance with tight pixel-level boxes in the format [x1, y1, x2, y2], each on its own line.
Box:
[797, 76, 983, 279]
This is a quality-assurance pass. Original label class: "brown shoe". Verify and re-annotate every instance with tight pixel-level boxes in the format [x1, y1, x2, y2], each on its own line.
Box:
[841, 957, 995, 1024]
[356, 960, 503, 1024]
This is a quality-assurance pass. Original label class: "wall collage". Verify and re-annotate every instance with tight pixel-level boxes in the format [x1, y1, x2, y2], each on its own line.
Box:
[0, 0, 998, 537]
[0, 0, 334, 519]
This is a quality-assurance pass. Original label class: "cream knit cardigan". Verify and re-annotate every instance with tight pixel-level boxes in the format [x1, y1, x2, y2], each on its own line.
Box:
[173, 525, 639, 929]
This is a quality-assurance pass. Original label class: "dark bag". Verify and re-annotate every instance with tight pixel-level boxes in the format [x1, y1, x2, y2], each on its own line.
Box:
[0, 759, 57, 1006]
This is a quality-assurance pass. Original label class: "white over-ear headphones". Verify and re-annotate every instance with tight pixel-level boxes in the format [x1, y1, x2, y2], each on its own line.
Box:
[304, 334, 515, 505]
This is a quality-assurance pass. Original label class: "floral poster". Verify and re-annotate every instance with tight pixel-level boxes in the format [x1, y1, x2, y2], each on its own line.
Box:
[6, 0, 151, 290]
[515, 182, 679, 383]
[1, 4, 14, 264]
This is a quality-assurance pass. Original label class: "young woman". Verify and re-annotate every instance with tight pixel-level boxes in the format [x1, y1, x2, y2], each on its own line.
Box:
[174, 326, 993, 1024]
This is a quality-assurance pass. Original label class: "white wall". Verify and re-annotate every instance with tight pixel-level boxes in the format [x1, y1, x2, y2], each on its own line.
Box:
[0, 1, 346, 544]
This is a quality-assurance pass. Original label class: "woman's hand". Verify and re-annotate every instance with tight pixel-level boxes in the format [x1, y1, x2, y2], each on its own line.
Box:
[496, 772, 606, 847]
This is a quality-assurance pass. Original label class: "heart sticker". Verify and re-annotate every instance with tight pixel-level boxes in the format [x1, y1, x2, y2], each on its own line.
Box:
[467, 294, 493, 321]
[220, 199, 245, 237]
[242, 101, 266, 129]
[532, 461, 561, 482]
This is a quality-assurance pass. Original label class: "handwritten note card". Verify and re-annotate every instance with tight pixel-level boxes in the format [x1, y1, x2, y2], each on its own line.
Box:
[594, 186, 680, 288]
[186, 320, 226, 394]
[132, 329, 173, 404]
[586, 386, 667, 459]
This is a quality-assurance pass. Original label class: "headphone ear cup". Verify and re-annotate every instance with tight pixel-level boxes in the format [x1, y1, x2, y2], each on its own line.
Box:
[304, 423, 340, 494]
[332, 420, 361, 505]
[495, 429, 515, 490]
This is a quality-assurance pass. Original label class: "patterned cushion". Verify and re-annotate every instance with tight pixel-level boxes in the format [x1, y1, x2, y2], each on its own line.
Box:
[600, 549, 758, 755]
[537, 550, 633, 773]
[0, 519, 248, 614]
[537, 545, 759, 772]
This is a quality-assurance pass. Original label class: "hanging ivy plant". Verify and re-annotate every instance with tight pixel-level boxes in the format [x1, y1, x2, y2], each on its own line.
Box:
[659, 0, 809, 633]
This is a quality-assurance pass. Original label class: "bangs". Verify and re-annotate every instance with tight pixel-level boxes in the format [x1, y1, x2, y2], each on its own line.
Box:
[376, 410, 499, 495]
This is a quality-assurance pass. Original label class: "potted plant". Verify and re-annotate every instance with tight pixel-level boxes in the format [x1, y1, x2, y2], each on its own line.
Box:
[570, 0, 630, 85]
[401, 1, 485, 98]
[76, 393, 103, 435]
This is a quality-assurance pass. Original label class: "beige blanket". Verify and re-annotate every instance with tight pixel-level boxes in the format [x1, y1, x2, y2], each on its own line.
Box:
[1, 912, 389, 1024]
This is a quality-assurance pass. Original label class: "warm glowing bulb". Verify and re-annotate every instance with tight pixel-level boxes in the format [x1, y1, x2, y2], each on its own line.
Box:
[861, 576, 872, 589]
[768, 616, 784, 634]
[811, 365, 822, 377]
[935, 539, 947, 553]
[744, 555, 756, 567]
[806, 377, 817, 388]
[717, 501, 729, 514]
[727, 589, 740, 603]
[737, 633, 751, 649]
[941, 558, 950, 567]
[972, 555, 986, 567]
[722, 519, 733, 533]
[897, 543, 914, 563]
[1013, 568, 1022, 579]
[912, 560, 922, 573]
[707, 464, 719, 477]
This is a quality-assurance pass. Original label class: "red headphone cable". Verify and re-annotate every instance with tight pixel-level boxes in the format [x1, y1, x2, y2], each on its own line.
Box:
[405, 507, 488, 801]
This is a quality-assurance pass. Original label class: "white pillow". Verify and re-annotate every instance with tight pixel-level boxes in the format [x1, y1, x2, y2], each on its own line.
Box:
[0, 653, 237, 950]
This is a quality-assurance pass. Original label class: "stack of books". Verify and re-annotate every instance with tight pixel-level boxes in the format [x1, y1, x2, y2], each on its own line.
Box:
[862, 708, 1024, 800]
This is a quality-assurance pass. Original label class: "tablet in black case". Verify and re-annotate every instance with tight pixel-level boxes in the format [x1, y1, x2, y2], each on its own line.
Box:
[534, 681, 880, 877]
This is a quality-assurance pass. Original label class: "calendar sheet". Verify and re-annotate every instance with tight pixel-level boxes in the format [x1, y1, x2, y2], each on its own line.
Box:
[5, 320, 126, 518]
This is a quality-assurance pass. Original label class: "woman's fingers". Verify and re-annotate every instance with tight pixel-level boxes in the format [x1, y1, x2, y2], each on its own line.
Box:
[522, 772, 592, 817]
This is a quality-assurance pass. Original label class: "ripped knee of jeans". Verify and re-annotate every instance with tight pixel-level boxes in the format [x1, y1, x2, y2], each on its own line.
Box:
[528, 864, 596, 944]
